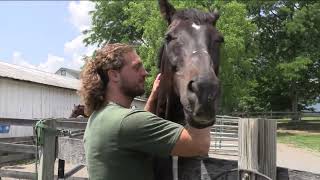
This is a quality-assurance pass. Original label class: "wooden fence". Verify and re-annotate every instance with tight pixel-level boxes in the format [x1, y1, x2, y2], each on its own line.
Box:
[0, 117, 87, 179]
[1, 117, 320, 180]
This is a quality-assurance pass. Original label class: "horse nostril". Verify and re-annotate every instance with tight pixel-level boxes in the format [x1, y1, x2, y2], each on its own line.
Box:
[188, 80, 197, 93]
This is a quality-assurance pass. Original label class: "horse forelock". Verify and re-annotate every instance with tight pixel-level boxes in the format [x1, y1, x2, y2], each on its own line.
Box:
[173, 9, 216, 25]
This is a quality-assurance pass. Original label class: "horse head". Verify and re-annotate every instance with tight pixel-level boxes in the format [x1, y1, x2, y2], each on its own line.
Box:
[70, 104, 88, 118]
[157, 0, 224, 128]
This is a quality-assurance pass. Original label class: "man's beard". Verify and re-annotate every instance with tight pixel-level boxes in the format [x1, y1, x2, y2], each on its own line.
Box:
[119, 78, 145, 98]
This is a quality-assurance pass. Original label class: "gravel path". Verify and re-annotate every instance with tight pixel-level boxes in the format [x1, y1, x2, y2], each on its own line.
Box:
[277, 143, 320, 174]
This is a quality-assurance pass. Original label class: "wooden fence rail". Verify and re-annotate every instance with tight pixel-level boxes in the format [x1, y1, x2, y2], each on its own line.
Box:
[0, 142, 36, 154]
[1, 117, 320, 180]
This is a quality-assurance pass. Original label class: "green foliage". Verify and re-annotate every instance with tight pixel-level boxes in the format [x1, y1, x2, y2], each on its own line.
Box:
[277, 56, 312, 81]
[83, 1, 143, 46]
[217, 2, 258, 113]
[246, 1, 320, 112]
[83, 0, 320, 113]
[122, 2, 166, 95]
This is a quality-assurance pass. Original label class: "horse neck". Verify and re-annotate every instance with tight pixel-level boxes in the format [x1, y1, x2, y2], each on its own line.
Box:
[155, 88, 185, 125]
[69, 111, 79, 118]
[166, 93, 185, 125]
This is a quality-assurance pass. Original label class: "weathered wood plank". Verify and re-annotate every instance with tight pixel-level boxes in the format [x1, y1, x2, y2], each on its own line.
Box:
[0, 169, 88, 180]
[0, 136, 35, 143]
[0, 142, 36, 154]
[239, 118, 277, 180]
[56, 121, 87, 129]
[0, 169, 36, 179]
[57, 137, 86, 165]
[0, 117, 38, 126]
[38, 120, 56, 180]
[0, 153, 34, 164]
[0, 117, 87, 129]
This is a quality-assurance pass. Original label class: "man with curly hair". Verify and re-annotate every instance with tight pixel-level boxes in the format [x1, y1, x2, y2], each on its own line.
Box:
[79, 43, 211, 180]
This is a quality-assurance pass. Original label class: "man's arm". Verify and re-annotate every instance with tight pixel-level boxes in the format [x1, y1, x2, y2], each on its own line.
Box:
[171, 125, 211, 157]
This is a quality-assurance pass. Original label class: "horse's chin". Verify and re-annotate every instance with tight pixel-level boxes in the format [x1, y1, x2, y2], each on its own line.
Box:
[184, 109, 216, 128]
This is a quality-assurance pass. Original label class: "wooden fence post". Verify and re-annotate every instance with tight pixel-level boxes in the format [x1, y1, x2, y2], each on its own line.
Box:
[239, 118, 277, 180]
[38, 119, 56, 180]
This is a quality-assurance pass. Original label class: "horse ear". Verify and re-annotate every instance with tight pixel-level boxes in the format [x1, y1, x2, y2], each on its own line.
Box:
[209, 9, 220, 25]
[158, 0, 176, 24]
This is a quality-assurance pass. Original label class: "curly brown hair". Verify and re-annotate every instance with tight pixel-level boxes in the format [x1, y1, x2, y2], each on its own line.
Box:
[78, 43, 134, 116]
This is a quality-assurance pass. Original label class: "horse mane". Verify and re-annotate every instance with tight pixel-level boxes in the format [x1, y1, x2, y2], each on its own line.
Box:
[173, 9, 217, 25]
[155, 44, 184, 124]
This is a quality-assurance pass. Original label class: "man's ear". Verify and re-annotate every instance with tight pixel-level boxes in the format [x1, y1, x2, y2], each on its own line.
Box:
[107, 70, 120, 82]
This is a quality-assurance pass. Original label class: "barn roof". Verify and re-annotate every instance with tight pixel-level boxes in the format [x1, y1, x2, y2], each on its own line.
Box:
[55, 67, 80, 79]
[0, 61, 79, 90]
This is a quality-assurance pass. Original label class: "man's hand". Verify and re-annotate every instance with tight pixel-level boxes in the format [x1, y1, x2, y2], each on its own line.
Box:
[150, 73, 161, 98]
[144, 73, 161, 113]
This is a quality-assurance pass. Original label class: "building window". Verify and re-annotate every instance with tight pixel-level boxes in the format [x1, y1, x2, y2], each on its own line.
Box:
[61, 70, 66, 76]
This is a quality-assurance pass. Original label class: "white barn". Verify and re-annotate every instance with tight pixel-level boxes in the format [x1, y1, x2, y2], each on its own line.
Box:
[0, 61, 81, 137]
[55, 67, 80, 79]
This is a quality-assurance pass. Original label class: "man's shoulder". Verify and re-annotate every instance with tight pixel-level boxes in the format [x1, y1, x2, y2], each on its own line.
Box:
[99, 103, 135, 116]
[96, 104, 155, 122]
[123, 109, 156, 121]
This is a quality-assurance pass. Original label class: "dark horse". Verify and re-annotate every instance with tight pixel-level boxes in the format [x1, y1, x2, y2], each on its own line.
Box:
[69, 104, 88, 118]
[59, 105, 88, 178]
[154, 0, 224, 179]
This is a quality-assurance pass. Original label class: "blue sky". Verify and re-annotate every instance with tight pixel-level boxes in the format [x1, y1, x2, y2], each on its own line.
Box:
[0, 1, 95, 72]
[0, 1, 318, 110]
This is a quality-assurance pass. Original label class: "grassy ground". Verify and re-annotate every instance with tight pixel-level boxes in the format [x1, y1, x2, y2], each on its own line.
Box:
[277, 131, 320, 153]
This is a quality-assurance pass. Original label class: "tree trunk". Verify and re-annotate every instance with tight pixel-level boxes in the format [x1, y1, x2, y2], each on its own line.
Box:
[291, 88, 300, 121]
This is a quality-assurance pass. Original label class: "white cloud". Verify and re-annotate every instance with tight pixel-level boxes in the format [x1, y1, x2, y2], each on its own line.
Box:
[38, 54, 65, 73]
[68, 1, 95, 32]
[64, 1, 96, 71]
[64, 35, 84, 54]
[64, 34, 96, 70]
[11, 51, 65, 73]
[12, 51, 37, 69]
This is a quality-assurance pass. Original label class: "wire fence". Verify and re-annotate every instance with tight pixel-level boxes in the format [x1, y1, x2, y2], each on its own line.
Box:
[210, 116, 240, 157]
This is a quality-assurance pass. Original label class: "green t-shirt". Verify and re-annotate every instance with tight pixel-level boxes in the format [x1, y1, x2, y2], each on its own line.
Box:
[83, 102, 184, 180]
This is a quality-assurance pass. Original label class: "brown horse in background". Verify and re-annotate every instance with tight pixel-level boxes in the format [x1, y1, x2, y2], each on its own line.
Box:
[69, 104, 88, 118]
[154, 0, 224, 179]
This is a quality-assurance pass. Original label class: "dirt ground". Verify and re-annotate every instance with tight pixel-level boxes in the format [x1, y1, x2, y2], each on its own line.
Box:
[1, 143, 320, 179]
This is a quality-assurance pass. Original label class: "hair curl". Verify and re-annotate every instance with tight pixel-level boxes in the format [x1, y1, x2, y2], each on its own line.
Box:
[78, 43, 134, 116]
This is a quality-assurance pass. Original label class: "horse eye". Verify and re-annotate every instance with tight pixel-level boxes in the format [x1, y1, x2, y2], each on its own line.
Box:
[172, 65, 178, 72]
[165, 34, 176, 43]
[215, 35, 224, 43]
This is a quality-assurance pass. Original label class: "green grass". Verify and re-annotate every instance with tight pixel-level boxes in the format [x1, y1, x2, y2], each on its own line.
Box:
[277, 132, 320, 153]
[301, 117, 320, 121]
[277, 117, 320, 122]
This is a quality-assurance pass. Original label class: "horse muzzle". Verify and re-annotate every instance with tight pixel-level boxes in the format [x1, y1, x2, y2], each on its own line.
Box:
[183, 107, 216, 128]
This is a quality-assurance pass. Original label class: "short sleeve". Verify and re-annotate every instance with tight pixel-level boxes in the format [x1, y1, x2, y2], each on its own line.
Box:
[119, 110, 183, 156]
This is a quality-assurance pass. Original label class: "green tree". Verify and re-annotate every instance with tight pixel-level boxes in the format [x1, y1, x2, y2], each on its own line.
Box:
[246, 1, 320, 114]
[83, 1, 259, 113]
[83, 1, 143, 46]
[216, 2, 258, 113]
